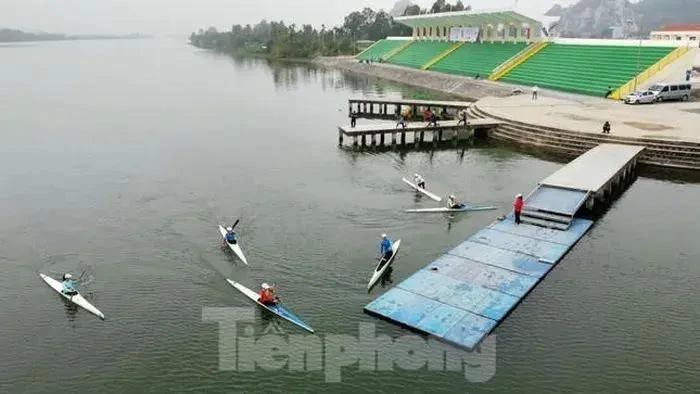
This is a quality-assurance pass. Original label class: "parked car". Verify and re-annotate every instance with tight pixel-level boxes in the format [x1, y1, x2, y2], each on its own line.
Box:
[648, 82, 692, 102]
[624, 90, 656, 104]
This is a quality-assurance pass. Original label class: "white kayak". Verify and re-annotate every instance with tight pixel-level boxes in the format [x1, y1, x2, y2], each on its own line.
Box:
[404, 204, 497, 213]
[368, 239, 401, 290]
[402, 177, 442, 202]
[39, 273, 105, 320]
[219, 225, 248, 265]
[226, 279, 314, 333]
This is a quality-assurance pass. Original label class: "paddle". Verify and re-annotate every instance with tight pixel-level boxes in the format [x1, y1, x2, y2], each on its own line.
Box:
[231, 219, 240, 230]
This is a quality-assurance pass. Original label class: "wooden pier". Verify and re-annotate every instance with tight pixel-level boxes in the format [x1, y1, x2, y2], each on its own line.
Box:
[338, 119, 501, 148]
[349, 98, 471, 120]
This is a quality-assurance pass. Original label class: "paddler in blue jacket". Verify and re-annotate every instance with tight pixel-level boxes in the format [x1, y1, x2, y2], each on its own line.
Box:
[379, 234, 393, 260]
[225, 226, 237, 244]
[61, 273, 78, 296]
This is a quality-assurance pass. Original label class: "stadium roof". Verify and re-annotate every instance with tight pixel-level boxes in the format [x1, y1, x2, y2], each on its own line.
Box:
[395, 8, 543, 28]
[659, 24, 700, 32]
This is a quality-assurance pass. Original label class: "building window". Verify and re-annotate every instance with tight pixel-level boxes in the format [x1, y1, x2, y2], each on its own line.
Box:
[429, 27, 432, 36]
[690, 36, 697, 40]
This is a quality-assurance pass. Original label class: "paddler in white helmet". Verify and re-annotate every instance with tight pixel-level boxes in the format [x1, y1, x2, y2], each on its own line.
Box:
[225, 226, 237, 244]
[379, 233, 393, 260]
[447, 194, 464, 209]
[413, 173, 426, 189]
[258, 283, 279, 305]
[61, 273, 78, 296]
[224, 219, 239, 244]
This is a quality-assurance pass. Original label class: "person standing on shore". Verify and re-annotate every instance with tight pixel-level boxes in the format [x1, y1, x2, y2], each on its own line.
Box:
[531, 85, 538, 102]
[513, 194, 524, 225]
[603, 121, 611, 134]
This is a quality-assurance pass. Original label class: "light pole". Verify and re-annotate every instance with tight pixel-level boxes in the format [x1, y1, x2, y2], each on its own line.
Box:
[627, 19, 643, 92]
[634, 21, 643, 92]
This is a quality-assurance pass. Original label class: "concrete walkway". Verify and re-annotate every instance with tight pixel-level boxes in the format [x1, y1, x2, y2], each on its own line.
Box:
[476, 94, 700, 142]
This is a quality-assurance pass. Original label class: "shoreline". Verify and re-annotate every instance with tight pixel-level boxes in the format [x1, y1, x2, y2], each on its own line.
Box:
[317, 56, 700, 171]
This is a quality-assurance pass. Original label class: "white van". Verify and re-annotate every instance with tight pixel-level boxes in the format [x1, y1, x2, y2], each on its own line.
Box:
[648, 83, 693, 102]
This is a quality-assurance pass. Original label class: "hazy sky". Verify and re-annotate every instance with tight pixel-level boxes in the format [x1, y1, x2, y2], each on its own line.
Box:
[0, 0, 580, 36]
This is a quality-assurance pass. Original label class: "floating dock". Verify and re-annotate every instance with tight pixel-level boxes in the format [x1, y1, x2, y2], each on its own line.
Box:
[364, 143, 645, 350]
[338, 119, 501, 148]
[349, 98, 471, 120]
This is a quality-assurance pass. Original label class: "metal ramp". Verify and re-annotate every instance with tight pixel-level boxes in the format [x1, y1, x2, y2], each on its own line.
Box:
[522, 185, 590, 230]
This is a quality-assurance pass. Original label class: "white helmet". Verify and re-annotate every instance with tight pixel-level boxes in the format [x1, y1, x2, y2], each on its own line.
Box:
[516, 193, 523, 198]
[261, 283, 270, 290]
[64, 273, 73, 279]
[226, 227, 233, 232]
[450, 194, 456, 199]
[381, 233, 387, 238]
[414, 173, 419, 178]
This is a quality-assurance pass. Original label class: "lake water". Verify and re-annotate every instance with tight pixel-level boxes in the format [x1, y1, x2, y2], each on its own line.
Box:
[1, 38, 699, 393]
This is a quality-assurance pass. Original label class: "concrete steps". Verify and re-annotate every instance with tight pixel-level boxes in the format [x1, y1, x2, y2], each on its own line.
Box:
[468, 104, 700, 170]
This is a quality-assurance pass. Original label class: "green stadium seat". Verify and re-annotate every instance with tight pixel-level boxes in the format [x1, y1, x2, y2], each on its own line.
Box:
[430, 42, 528, 77]
[500, 44, 675, 96]
[356, 39, 407, 61]
[386, 40, 454, 69]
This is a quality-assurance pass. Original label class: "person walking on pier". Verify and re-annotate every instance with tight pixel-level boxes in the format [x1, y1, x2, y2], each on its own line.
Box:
[457, 109, 468, 126]
[350, 111, 358, 128]
[603, 121, 611, 134]
[428, 112, 438, 127]
[513, 194, 524, 225]
[531, 85, 538, 102]
[396, 114, 406, 129]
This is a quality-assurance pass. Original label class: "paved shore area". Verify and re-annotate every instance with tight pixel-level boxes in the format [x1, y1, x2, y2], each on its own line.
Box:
[319, 56, 700, 147]
[476, 95, 700, 142]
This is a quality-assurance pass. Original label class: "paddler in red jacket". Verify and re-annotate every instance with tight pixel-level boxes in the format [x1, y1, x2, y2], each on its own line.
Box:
[513, 194, 524, 225]
[258, 283, 279, 305]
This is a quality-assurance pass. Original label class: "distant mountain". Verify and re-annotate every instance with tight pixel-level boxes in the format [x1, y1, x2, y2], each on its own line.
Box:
[553, 0, 700, 38]
[389, 0, 412, 17]
[0, 28, 65, 42]
[634, 0, 700, 33]
[555, 0, 638, 38]
[545, 4, 565, 17]
[0, 28, 152, 42]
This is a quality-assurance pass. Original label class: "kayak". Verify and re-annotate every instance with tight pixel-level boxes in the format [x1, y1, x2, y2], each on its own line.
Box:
[39, 273, 105, 320]
[218, 225, 248, 265]
[226, 279, 314, 333]
[402, 177, 442, 202]
[367, 239, 401, 290]
[404, 205, 497, 213]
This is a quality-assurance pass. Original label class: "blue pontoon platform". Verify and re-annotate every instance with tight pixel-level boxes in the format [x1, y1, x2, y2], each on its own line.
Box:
[364, 144, 644, 349]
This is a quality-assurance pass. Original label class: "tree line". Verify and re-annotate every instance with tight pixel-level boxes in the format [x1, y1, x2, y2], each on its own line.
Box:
[189, 1, 471, 58]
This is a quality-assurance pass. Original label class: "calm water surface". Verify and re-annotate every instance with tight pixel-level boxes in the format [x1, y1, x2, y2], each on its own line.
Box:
[1, 39, 699, 393]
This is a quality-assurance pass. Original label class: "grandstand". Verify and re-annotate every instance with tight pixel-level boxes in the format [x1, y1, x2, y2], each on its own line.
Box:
[387, 40, 454, 69]
[354, 8, 695, 99]
[499, 43, 675, 96]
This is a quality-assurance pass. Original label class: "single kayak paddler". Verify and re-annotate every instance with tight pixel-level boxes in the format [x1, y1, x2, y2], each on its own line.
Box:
[380, 234, 393, 260]
[61, 273, 78, 296]
[414, 173, 426, 189]
[258, 283, 280, 305]
[225, 226, 237, 244]
[224, 219, 240, 244]
[447, 194, 465, 210]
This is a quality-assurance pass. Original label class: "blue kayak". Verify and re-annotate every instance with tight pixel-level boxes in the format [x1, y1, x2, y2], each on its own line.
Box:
[226, 279, 314, 333]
